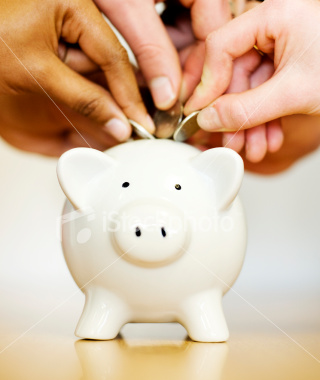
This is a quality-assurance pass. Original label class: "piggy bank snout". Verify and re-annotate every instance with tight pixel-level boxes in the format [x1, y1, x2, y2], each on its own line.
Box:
[112, 202, 189, 267]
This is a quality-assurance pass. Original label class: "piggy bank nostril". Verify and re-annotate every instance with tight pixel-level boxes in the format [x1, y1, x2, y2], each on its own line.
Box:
[161, 227, 166, 238]
[135, 227, 141, 237]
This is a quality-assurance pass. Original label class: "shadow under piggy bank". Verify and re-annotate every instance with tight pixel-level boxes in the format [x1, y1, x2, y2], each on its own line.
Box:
[75, 332, 228, 380]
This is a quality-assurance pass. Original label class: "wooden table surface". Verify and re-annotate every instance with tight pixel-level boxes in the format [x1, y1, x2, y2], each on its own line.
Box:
[0, 317, 319, 380]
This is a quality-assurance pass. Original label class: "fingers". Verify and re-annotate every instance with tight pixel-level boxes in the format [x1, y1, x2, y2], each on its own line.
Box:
[180, 42, 206, 102]
[249, 58, 283, 156]
[62, 0, 154, 132]
[56, 102, 120, 149]
[226, 50, 262, 94]
[222, 131, 245, 152]
[184, 4, 268, 113]
[66, 124, 117, 152]
[58, 43, 99, 74]
[43, 55, 135, 141]
[96, 0, 181, 109]
[165, 19, 195, 51]
[195, 49, 284, 161]
[13, 129, 116, 157]
[187, 0, 232, 39]
[179, 0, 231, 102]
[245, 124, 267, 162]
[221, 50, 261, 156]
[196, 68, 301, 133]
[266, 119, 284, 153]
[222, 57, 283, 162]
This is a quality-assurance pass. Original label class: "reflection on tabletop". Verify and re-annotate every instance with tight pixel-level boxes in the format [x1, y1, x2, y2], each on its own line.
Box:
[76, 334, 227, 380]
[0, 321, 320, 380]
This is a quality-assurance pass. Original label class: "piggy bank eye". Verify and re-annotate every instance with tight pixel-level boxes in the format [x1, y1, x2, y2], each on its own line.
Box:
[175, 184, 182, 190]
[122, 182, 130, 188]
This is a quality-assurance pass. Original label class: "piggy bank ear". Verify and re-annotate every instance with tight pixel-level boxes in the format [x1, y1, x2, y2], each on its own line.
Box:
[190, 147, 244, 210]
[57, 148, 116, 210]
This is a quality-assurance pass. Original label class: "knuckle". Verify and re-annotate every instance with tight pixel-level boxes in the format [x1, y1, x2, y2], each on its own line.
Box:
[205, 30, 228, 61]
[101, 45, 130, 71]
[218, 97, 251, 130]
[22, 58, 51, 90]
[231, 98, 252, 129]
[205, 30, 221, 51]
[134, 42, 166, 66]
[27, 58, 48, 77]
[206, 31, 216, 46]
[120, 97, 145, 117]
[74, 94, 105, 120]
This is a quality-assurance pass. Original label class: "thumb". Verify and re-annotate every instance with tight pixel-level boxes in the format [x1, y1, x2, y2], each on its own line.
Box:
[41, 55, 133, 142]
[197, 72, 303, 132]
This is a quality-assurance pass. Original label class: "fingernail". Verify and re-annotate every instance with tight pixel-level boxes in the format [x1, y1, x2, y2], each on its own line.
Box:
[197, 107, 223, 131]
[104, 118, 130, 141]
[150, 76, 175, 109]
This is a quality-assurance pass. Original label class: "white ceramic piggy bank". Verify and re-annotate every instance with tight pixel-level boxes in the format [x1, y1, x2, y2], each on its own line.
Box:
[57, 139, 246, 342]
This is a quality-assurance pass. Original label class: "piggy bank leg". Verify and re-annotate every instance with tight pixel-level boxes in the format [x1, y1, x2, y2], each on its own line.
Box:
[179, 290, 229, 343]
[75, 286, 129, 340]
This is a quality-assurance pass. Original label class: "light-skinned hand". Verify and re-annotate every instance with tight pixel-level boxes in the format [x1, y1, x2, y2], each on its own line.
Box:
[95, 0, 231, 109]
[186, 0, 320, 144]
[166, 0, 283, 163]
[188, 113, 320, 174]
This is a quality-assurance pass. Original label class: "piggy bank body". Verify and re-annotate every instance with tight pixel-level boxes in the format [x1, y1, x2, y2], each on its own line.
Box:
[58, 139, 246, 342]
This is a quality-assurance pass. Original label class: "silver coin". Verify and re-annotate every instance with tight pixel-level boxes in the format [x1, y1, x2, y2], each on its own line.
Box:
[129, 120, 156, 140]
[173, 111, 200, 142]
[153, 101, 183, 139]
